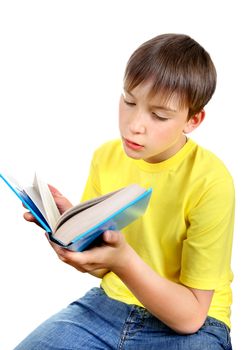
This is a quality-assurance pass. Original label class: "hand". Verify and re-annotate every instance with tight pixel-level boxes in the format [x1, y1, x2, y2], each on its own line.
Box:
[23, 185, 73, 224]
[50, 230, 134, 275]
[47, 185, 73, 214]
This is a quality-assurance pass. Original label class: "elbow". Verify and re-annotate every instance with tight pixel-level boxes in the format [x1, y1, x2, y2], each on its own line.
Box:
[176, 323, 203, 335]
[168, 317, 206, 335]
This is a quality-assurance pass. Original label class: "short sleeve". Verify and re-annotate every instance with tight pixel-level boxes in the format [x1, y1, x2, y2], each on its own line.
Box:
[180, 178, 235, 290]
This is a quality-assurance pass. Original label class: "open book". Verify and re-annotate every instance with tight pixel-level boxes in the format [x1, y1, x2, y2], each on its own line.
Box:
[0, 173, 152, 251]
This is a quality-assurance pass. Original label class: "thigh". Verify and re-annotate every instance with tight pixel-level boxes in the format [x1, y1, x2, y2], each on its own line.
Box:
[121, 314, 232, 350]
[14, 289, 232, 350]
[14, 287, 127, 350]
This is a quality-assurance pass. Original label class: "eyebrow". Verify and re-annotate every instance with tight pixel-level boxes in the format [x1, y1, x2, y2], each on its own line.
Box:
[123, 89, 178, 113]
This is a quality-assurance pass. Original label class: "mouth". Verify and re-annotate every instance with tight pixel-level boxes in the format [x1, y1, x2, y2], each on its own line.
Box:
[123, 138, 144, 151]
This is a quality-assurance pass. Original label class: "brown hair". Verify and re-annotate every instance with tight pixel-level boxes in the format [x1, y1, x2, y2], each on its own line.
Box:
[124, 34, 217, 118]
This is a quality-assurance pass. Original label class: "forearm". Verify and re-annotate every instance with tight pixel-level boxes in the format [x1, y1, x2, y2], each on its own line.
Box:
[113, 246, 207, 334]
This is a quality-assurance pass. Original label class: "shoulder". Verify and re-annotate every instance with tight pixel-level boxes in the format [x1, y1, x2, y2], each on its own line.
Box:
[189, 139, 234, 184]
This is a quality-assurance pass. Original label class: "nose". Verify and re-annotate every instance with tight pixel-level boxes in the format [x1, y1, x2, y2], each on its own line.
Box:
[129, 111, 146, 134]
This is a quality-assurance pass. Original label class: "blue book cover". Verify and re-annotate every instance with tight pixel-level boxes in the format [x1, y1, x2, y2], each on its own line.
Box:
[0, 173, 152, 251]
[0, 173, 51, 232]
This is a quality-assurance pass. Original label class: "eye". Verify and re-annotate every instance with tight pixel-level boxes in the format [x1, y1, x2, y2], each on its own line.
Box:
[122, 95, 136, 106]
[124, 99, 136, 106]
[152, 112, 168, 121]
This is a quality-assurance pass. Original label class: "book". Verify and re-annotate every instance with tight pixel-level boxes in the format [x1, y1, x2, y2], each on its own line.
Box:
[0, 173, 152, 251]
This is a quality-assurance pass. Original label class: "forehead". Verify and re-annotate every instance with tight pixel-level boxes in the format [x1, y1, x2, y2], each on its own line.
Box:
[124, 81, 188, 112]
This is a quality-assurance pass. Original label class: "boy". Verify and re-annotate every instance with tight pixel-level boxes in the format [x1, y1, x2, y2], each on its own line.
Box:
[16, 33, 234, 349]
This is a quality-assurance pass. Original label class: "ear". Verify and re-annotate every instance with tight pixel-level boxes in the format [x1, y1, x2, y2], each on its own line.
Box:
[183, 110, 205, 134]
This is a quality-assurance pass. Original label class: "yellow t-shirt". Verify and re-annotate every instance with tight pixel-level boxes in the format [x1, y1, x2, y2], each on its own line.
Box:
[81, 138, 235, 328]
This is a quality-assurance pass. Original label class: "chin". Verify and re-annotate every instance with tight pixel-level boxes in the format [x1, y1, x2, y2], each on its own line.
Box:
[123, 146, 143, 160]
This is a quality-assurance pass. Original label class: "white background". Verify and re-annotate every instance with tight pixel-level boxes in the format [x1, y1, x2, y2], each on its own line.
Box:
[0, 1, 249, 349]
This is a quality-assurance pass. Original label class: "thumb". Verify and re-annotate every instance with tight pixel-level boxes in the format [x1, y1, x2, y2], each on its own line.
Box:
[102, 230, 123, 246]
[48, 184, 64, 197]
[48, 184, 73, 214]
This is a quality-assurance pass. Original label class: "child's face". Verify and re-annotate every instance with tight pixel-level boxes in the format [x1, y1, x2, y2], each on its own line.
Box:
[119, 81, 197, 163]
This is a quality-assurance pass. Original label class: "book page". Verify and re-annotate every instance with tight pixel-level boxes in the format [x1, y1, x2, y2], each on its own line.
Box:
[55, 188, 122, 229]
[24, 186, 50, 224]
[53, 184, 146, 244]
[33, 173, 61, 231]
[0, 173, 51, 231]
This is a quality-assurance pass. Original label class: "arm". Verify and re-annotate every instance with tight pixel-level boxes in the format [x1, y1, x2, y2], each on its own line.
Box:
[113, 239, 213, 334]
[53, 230, 213, 334]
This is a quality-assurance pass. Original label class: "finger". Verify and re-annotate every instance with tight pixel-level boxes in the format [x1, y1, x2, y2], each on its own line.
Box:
[46, 239, 73, 264]
[23, 211, 37, 223]
[56, 248, 83, 262]
[46, 235, 65, 255]
[58, 247, 100, 266]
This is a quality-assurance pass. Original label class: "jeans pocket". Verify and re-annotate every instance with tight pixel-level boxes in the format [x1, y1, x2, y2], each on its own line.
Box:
[201, 317, 232, 350]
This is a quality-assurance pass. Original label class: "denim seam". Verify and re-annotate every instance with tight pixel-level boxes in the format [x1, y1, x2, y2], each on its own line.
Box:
[117, 306, 145, 350]
[117, 308, 133, 350]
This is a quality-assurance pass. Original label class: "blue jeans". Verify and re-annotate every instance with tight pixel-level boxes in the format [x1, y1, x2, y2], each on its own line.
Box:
[14, 287, 232, 350]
